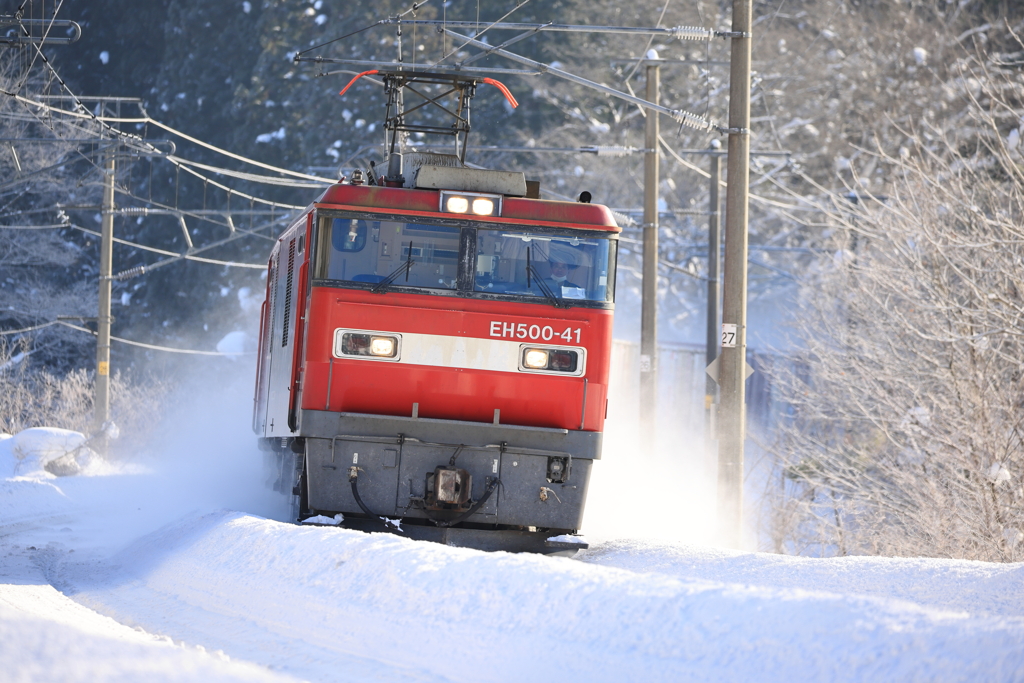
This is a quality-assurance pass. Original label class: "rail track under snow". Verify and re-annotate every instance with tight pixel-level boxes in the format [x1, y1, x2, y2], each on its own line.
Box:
[2, 457, 1024, 683]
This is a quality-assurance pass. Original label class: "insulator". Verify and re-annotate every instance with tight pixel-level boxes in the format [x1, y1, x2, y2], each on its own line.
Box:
[591, 146, 636, 157]
[671, 110, 714, 132]
[118, 207, 150, 216]
[114, 265, 147, 280]
[672, 25, 715, 41]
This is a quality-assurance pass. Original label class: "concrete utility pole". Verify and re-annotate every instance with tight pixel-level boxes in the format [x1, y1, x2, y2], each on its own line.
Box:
[718, 0, 753, 548]
[94, 147, 115, 443]
[705, 140, 722, 454]
[640, 59, 660, 449]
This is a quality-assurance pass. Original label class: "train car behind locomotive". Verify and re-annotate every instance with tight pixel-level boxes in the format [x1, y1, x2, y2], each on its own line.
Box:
[253, 68, 620, 553]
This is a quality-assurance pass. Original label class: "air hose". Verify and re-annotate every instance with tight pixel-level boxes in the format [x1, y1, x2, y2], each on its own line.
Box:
[348, 466, 403, 532]
[348, 466, 500, 530]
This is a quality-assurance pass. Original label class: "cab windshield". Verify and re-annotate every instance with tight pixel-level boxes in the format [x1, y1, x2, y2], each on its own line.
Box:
[315, 213, 616, 305]
[474, 230, 613, 303]
[320, 217, 461, 290]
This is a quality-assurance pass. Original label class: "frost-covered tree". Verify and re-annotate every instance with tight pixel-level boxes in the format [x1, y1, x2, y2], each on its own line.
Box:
[0, 50, 105, 373]
[764, 45, 1024, 561]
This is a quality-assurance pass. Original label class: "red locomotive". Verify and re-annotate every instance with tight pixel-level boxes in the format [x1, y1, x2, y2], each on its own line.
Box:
[253, 68, 620, 552]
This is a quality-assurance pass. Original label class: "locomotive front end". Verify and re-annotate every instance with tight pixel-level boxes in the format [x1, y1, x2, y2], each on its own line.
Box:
[253, 70, 620, 553]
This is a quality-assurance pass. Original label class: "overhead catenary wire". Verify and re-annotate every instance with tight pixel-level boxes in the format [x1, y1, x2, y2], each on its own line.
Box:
[109, 186, 285, 242]
[442, 28, 720, 133]
[0, 223, 70, 229]
[621, 0, 673, 83]
[0, 320, 60, 336]
[166, 156, 332, 188]
[5, 92, 334, 186]
[656, 135, 817, 212]
[160, 154, 307, 210]
[293, 8, 804, 220]
[19, 15, 790, 260]
[6, 95, 310, 212]
[294, 0, 430, 61]
[10, 1, 67, 95]
[434, 0, 534, 65]
[54, 322, 252, 356]
[63, 222, 266, 274]
[0, 24, 278, 366]
[0, 141, 117, 195]
[397, 19, 730, 41]
[2, 45, 153, 151]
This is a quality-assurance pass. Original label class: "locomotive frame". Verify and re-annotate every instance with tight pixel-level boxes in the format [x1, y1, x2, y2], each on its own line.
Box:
[253, 68, 620, 553]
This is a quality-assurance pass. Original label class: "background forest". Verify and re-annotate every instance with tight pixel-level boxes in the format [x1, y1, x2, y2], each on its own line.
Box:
[2, 0, 1022, 559]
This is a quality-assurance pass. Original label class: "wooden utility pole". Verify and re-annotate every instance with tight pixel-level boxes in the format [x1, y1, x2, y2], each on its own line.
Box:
[94, 147, 115, 442]
[705, 140, 722, 456]
[718, 0, 753, 548]
[640, 60, 660, 448]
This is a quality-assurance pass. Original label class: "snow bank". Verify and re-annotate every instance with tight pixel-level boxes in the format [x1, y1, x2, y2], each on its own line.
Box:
[0, 594, 298, 683]
[7, 427, 95, 477]
[0, 478, 76, 534]
[59, 512, 1024, 683]
[0, 433, 15, 478]
[578, 539, 1024, 619]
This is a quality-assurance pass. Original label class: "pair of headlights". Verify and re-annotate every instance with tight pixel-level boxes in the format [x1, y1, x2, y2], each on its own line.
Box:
[440, 191, 500, 217]
[336, 331, 583, 375]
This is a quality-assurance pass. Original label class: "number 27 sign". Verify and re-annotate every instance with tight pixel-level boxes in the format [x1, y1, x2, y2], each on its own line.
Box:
[721, 323, 738, 348]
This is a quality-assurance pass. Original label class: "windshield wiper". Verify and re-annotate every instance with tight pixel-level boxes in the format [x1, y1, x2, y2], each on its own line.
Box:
[372, 240, 415, 293]
[526, 247, 569, 309]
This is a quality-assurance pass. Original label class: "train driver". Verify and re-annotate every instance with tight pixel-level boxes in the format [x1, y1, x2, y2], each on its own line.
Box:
[545, 243, 587, 299]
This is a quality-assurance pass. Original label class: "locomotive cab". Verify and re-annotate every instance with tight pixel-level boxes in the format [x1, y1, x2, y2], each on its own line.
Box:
[253, 70, 620, 553]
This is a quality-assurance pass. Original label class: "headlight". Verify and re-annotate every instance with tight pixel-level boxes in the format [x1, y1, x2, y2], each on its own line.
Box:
[523, 348, 549, 369]
[369, 336, 396, 357]
[445, 196, 469, 213]
[337, 331, 400, 360]
[471, 198, 495, 215]
[519, 346, 583, 375]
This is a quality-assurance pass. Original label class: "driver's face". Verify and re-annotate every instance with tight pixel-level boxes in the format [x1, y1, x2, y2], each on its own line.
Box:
[549, 261, 570, 277]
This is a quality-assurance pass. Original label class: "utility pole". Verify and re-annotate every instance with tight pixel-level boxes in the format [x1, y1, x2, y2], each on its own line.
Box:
[705, 139, 722, 457]
[718, 0, 753, 548]
[94, 146, 115, 445]
[640, 58, 660, 449]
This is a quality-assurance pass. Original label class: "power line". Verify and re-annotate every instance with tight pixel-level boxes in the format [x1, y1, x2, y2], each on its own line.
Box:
[0, 223, 68, 229]
[0, 320, 60, 336]
[63, 222, 267, 274]
[167, 155, 331, 188]
[294, 0, 430, 61]
[109, 186, 286, 243]
[5, 94, 327, 209]
[0, 320, 252, 356]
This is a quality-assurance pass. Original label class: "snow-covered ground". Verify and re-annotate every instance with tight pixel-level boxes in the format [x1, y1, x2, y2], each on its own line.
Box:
[2, 383, 1023, 682]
